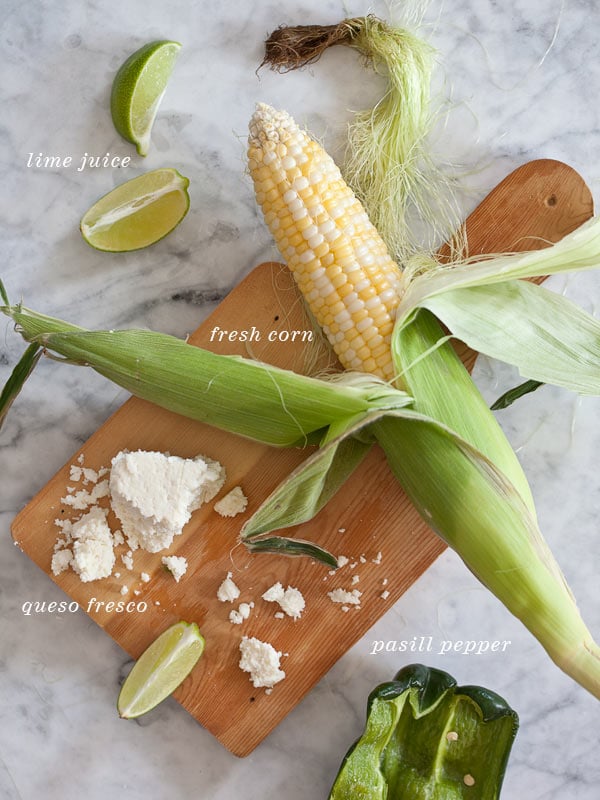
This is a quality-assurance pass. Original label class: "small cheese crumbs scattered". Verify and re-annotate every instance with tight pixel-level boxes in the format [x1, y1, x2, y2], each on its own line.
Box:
[134, 590, 141, 596]
[161, 555, 188, 582]
[217, 571, 240, 602]
[274, 611, 285, 619]
[351, 575, 360, 585]
[261, 582, 305, 620]
[337, 555, 349, 568]
[61, 480, 109, 511]
[114, 572, 121, 578]
[359, 555, 367, 564]
[382, 578, 388, 586]
[121, 550, 134, 570]
[328, 588, 362, 607]
[239, 636, 285, 689]
[446, 731, 459, 742]
[140, 572, 150, 583]
[214, 486, 248, 517]
[229, 602, 254, 624]
[341, 606, 350, 612]
[338, 528, 346, 533]
[120, 585, 128, 595]
[463, 775, 475, 787]
[372, 551, 382, 564]
[380, 590, 390, 600]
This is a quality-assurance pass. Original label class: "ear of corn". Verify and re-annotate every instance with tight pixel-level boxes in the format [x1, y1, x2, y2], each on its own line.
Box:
[247, 104, 600, 699]
[248, 103, 405, 383]
[3, 303, 410, 448]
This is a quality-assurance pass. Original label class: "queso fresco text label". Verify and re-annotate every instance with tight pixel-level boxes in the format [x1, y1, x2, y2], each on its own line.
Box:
[22, 598, 148, 615]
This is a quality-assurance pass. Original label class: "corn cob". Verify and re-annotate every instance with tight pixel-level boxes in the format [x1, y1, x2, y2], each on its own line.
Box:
[248, 103, 404, 382]
[247, 105, 600, 699]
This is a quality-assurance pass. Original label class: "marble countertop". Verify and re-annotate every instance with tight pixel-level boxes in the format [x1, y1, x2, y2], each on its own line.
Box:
[1, 0, 599, 797]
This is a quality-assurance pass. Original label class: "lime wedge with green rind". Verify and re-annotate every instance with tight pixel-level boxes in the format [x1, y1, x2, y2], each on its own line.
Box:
[80, 167, 190, 252]
[118, 621, 205, 719]
[111, 40, 181, 156]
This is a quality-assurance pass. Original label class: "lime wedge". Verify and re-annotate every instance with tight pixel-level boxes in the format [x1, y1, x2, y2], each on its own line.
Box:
[111, 40, 181, 156]
[118, 621, 205, 719]
[80, 167, 190, 252]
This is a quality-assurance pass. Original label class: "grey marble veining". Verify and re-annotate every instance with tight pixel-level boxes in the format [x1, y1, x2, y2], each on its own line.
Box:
[2, 1, 600, 798]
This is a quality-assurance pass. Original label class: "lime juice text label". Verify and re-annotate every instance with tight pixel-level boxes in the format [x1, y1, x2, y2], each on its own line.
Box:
[26, 152, 131, 171]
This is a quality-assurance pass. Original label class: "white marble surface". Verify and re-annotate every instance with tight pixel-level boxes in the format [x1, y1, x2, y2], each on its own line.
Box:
[1, 0, 600, 797]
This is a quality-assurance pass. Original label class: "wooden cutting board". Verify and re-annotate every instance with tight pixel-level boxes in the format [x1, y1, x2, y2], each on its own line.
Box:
[11, 159, 593, 756]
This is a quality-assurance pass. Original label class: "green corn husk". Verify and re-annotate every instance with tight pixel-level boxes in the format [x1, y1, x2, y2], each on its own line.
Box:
[491, 380, 544, 411]
[0, 343, 42, 432]
[3, 281, 600, 698]
[387, 307, 600, 697]
[0, 300, 411, 448]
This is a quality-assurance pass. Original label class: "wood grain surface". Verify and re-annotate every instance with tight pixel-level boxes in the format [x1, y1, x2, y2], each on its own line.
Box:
[11, 159, 593, 756]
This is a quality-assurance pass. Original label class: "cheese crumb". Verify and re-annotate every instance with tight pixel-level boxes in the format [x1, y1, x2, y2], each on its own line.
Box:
[214, 486, 248, 517]
[113, 530, 125, 546]
[229, 603, 253, 625]
[262, 582, 284, 603]
[109, 450, 225, 553]
[328, 588, 362, 607]
[61, 479, 109, 511]
[337, 555, 349, 568]
[161, 555, 188, 583]
[351, 575, 360, 585]
[262, 582, 305, 620]
[120, 585, 128, 596]
[239, 636, 285, 689]
[274, 611, 285, 619]
[372, 551, 383, 565]
[121, 550, 134, 571]
[140, 572, 150, 583]
[69, 465, 83, 482]
[69, 507, 115, 582]
[380, 590, 390, 600]
[217, 571, 240, 602]
[51, 548, 73, 576]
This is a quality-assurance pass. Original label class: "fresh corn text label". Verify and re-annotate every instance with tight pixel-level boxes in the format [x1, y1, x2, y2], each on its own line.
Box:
[209, 325, 314, 343]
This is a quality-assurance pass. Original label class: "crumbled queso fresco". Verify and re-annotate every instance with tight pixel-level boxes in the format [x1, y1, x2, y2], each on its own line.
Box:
[239, 636, 285, 689]
[51, 449, 226, 584]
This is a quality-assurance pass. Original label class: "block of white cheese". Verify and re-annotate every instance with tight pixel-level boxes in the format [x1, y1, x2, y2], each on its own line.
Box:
[109, 450, 226, 553]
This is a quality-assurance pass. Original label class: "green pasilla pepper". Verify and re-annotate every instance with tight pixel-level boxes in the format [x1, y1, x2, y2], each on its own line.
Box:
[329, 664, 518, 799]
